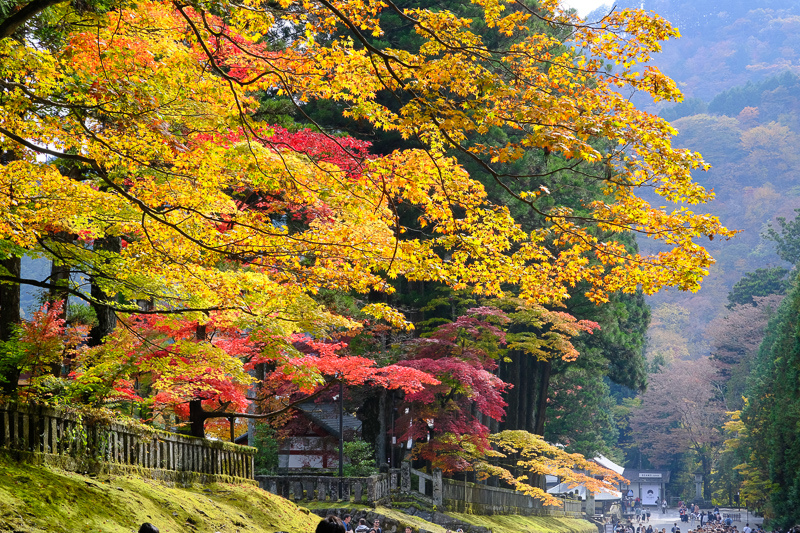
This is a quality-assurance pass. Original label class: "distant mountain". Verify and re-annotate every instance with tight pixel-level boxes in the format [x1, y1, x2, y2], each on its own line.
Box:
[585, 0, 800, 359]
[643, 70, 800, 359]
[589, 0, 800, 100]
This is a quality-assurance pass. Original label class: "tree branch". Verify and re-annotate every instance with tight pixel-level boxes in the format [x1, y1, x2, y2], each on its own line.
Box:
[201, 384, 334, 422]
[0, 0, 67, 39]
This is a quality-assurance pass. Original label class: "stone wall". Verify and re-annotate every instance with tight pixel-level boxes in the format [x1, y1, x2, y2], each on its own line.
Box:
[256, 473, 393, 505]
[0, 402, 256, 485]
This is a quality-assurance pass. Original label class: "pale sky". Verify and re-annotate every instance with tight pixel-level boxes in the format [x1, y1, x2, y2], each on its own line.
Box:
[560, 0, 611, 17]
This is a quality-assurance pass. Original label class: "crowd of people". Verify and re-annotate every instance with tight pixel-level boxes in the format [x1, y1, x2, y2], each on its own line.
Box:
[612, 502, 770, 533]
[615, 523, 766, 533]
[138, 515, 461, 533]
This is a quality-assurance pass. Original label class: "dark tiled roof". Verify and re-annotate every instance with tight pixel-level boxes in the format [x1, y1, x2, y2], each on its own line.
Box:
[621, 469, 671, 483]
[233, 401, 362, 444]
[297, 402, 362, 438]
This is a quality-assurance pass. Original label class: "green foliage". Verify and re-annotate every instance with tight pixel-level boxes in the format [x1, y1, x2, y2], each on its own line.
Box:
[252, 93, 297, 130]
[343, 439, 377, 477]
[708, 72, 800, 118]
[727, 268, 790, 308]
[740, 270, 800, 527]
[0, 330, 25, 394]
[67, 303, 98, 327]
[660, 98, 708, 121]
[29, 375, 70, 401]
[544, 366, 618, 457]
[252, 423, 280, 475]
[765, 209, 800, 265]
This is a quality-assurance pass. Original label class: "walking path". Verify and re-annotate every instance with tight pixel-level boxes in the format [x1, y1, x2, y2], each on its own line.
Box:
[630, 508, 763, 532]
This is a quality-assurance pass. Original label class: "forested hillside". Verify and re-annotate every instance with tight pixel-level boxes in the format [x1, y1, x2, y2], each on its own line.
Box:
[581, 0, 800, 518]
[645, 72, 800, 362]
[590, 0, 800, 101]
[586, 0, 800, 362]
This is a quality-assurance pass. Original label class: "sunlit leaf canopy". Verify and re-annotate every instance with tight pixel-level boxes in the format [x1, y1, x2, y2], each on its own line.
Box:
[0, 0, 734, 335]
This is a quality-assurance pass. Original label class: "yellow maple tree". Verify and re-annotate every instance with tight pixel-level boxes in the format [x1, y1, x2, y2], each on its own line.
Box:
[0, 0, 732, 327]
[0, 0, 730, 500]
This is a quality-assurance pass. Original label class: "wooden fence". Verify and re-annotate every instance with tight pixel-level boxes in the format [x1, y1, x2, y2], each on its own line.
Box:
[256, 474, 393, 505]
[0, 402, 256, 483]
[442, 477, 583, 516]
[399, 462, 581, 517]
[261, 461, 583, 517]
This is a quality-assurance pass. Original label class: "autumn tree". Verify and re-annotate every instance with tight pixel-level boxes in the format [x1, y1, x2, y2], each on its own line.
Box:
[0, 0, 733, 450]
[630, 358, 725, 499]
[0, 300, 87, 397]
[66, 312, 440, 437]
[394, 307, 512, 473]
[708, 294, 782, 410]
[0, 0, 734, 306]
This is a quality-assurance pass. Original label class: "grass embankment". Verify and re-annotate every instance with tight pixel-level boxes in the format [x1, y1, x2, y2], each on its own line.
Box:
[304, 503, 450, 532]
[0, 454, 319, 533]
[446, 513, 597, 533]
[304, 502, 598, 533]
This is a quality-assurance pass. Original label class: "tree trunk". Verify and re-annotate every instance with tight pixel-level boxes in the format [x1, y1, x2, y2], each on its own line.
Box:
[47, 232, 72, 313]
[377, 388, 388, 467]
[499, 352, 551, 436]
[0, 256, 21, 396]
[247, 362, 266, 447]
[533, 359, 552, 436]
[499, 351, 553, 491]
[702, 453, 712, 501]
[189, 399, 207, 438]
[48, 247, 71, 376]
[0, 257, 21, 342]
[188, 324, 209, 438]
[88, 236, 121, 346]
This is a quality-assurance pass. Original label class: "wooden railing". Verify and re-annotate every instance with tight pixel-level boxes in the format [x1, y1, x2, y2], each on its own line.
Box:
[0, 402, 256, 482]
[387, 461, 582, 517]
[256, 474, 392, 505]
[442, 477, 583, 516]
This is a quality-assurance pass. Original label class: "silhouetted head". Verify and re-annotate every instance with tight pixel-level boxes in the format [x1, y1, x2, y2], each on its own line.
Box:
[139, 524, 159, 533]
[316, 515, 346, 533]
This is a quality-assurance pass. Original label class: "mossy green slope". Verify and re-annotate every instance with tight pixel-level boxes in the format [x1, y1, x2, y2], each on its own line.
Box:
[304, 502, 598, 533]
[446, 513, 597, 533]
[0, 454, 319, 533]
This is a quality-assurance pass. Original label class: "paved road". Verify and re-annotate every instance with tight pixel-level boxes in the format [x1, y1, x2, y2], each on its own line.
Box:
[623, 508, 763, 531]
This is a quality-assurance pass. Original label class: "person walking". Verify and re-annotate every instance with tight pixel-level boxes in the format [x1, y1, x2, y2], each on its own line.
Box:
[662, 500, 668, 514]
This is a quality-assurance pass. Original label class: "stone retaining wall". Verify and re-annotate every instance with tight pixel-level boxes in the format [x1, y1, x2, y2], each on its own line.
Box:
[256, 474, 392, 505]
